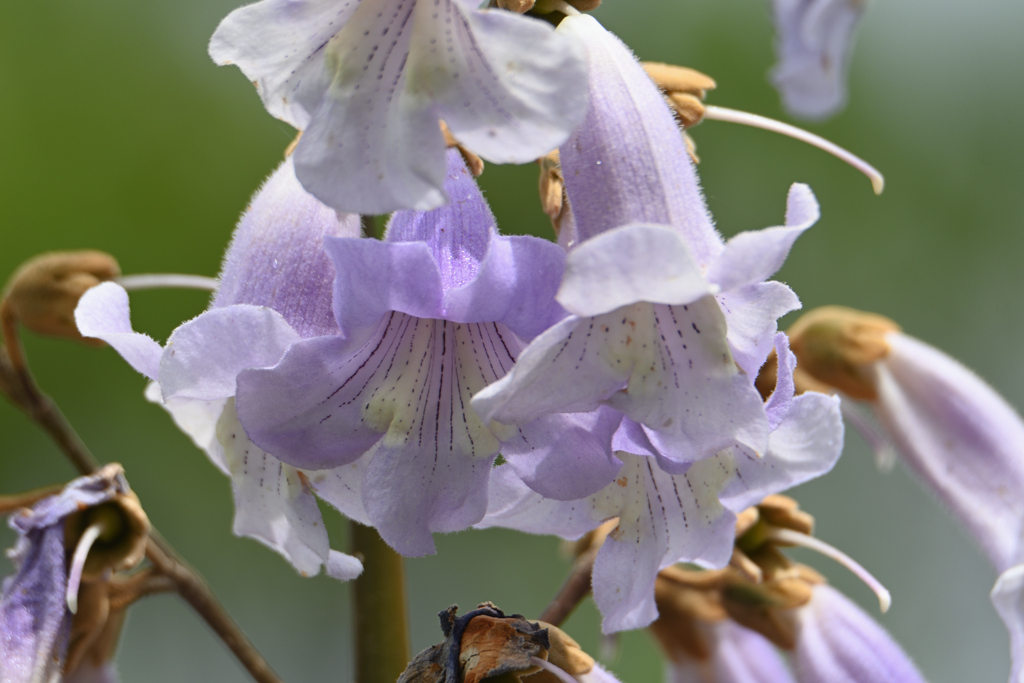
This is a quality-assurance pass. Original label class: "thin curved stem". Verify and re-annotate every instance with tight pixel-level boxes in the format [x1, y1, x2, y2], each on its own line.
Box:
[116, 274, 218, 292]
[703, 105, 885, 195]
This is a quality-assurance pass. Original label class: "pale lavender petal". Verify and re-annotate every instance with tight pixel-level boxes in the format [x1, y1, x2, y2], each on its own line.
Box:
[475, 464, 606, 540]
[216, 400, 336, 577]
[669, 621, 795, 683]
[472, 314, 629, 424]
[604, 299, 769, 467]
[719, 391, 843, 512]
[326, 550, 364, 581]
[591, 453, 737, 633]
[213, 157, 361, 338]
[556, 224, 711, 318]
[239, 319, 525, 550]
[144, 382, 230, 475]
[991, 564, 1024, 683]
[327, 238, 445, 337]
[706, 184, 819, 293]
[791, 585, 927, 682]
[770, 0, 866, 120]
[384, 150, 495, 289]
[292, 0, 447, 214]
[499, 407, 623, 501]
[557, 15, 722, 264]
[716, 282, 801, 378]
[578, 663, 624, 683]
[765, 332, 797, 431]
[209, 0, 355, 130]
[361, 434, 492, 556]
[75, 281, 162, 380]
[305, 456, 374, 527]
[873, 331, 1024, 571]
[159, 306, 301, 401]
[407, 1, 588, 164]
[444, 232, 566, 341]
[283, 0, 587, 214]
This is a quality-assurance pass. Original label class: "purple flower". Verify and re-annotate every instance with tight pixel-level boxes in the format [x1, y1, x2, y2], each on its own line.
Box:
[233, 149, 620, 556]
[478, 334, 843, 632]
[870, 331, 1024, 572]
[76, 158, 364, 581]
[770, 0, 867, 120]
[791, 585, 927, 682]
[209, 0, 589, 214]
[1, 466, 141, 683]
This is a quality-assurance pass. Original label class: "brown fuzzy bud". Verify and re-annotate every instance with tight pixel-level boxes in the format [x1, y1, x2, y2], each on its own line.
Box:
[538, 150, 566, 235]
[3, 251, 120, 343]
[566, 0, 601, 10]
[787, 305, 901, 401]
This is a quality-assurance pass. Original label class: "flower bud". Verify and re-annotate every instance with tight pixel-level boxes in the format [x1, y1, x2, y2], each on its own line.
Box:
[3, 251, 120, 343]
[786, 306, 900, 400]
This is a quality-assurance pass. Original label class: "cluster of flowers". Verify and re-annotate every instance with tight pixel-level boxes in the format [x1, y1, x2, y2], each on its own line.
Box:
[3, 0, 1021, 680]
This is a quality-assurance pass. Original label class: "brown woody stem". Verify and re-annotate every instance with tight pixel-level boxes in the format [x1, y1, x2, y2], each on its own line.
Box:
[537, 546, 598, 627]
[351, 522, 410, 683]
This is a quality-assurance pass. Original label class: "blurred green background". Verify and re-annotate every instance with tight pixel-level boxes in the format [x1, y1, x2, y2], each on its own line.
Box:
[1, 0, 1021, 680]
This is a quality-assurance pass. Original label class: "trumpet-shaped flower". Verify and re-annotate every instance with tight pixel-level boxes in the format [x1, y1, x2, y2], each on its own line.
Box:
[209, 0, 589, 214]
[769, 0, 867, 120]
[234, 149, 621, 557]
[76, 158, 365, 582]
[478, 334, 844, 632]
[473, 15, 815, 473]
[665, 620, 795, 683]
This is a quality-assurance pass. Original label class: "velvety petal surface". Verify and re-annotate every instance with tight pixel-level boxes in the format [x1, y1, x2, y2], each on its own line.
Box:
[991, 564, 1024, 683]
[873, 331, 1024, 570]
[770, 0, 866, 120]
[75, 282, 163, 380]
[145, 382, 230, 475]
[791, 585, 927, 683]
[557, 15, 722, 263]
[213, 157, 361, 338]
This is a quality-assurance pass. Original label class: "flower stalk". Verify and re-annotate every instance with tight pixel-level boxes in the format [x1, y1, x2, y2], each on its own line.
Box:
[351, 523, 411, 683]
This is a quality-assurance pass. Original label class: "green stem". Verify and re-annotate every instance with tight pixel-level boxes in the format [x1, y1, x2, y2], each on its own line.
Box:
[351, 523, 410, 683]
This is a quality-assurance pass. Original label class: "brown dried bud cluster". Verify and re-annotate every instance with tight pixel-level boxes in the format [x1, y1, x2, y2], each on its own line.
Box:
[649, 496, 825, 660]
[784, 305, 901, 401]
[399, 603, 596, 683]
[642, 62, 717, 130]
[64, 466, 151, 581]
[441, 120, 485, 177]
[2, 250, 120, 343]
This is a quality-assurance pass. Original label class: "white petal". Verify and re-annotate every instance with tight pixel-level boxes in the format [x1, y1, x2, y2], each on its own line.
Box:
[217, 400, 333, 577]
[75, 282, 163, 380]
[408, 2, 588, 164]
[209, 0, 356, 129]
[326, 550, 364, 581]
[145, 382, 231, 475]
[557, 224, 712, 318]
[717, 282, 801, 378]
[160, 305, 301, 401]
